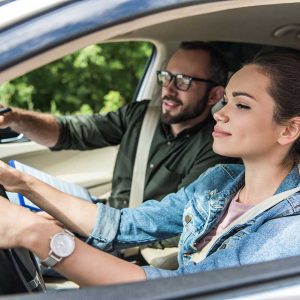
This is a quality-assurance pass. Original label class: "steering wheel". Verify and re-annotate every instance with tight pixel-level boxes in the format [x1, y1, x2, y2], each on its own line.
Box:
[0, 184, 46, 295]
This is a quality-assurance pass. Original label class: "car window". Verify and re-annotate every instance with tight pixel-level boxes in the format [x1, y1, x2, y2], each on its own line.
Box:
[0, 41, 153, 114]
[0, 41, 153, 142]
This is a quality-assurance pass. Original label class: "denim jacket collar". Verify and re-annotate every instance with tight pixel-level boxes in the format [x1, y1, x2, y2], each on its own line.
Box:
[179, 164, 300, 265]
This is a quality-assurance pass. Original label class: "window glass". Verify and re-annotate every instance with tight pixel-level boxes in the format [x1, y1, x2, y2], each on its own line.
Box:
[0, 41, 153, 115]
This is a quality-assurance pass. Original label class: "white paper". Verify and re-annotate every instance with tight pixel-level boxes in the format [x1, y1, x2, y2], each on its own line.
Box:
[8, 160, 92, 210]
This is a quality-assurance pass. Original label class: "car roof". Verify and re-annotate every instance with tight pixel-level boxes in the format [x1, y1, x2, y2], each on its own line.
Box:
[0, 0, 71, 30]
[0, 0, 207, 76]
[0, 0, 300, 81]
[0, 0, 299, 83]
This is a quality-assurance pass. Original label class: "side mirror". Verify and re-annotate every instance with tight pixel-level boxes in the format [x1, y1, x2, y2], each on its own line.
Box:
[0, 128, 29, 144]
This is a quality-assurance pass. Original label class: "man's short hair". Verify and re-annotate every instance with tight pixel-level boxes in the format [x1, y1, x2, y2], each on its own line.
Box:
[180, 41, 228, 86]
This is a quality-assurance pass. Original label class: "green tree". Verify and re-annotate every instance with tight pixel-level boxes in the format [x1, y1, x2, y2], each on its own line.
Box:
[0, 42, 152, 114]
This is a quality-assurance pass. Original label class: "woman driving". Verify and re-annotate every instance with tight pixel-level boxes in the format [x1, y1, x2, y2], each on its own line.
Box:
[0, 49, 299, 286]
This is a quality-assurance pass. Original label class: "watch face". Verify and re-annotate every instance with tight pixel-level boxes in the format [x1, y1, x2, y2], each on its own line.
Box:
[51, 232, 75, 257]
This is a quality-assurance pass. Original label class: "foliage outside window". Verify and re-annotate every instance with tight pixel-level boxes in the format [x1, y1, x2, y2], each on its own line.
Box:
[0, 42, 152, 115]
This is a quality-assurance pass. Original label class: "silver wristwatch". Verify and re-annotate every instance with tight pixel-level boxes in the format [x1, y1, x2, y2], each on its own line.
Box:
[41, 229, 75, 268]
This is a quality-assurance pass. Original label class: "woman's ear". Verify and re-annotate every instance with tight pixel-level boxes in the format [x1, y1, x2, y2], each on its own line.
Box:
[207, 86, 225, 106]
[278, 117, 300, 145]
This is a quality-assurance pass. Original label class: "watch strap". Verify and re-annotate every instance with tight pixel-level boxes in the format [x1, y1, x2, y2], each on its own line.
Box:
[41, 252, 62, 268]
[41, 229, 75, 268]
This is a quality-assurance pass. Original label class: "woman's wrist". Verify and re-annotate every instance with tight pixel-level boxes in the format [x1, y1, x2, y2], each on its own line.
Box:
[19, 215, 62, 256]
[17, 171, 39, 196]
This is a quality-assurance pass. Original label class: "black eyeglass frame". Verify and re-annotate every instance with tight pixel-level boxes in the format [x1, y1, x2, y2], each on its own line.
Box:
[156, 70, 219, 91]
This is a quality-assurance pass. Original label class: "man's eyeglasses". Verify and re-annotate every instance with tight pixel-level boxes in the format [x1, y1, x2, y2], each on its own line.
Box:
[156, 70, 218, 91]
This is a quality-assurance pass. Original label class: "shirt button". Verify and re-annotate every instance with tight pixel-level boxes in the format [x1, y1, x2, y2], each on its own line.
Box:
[186, 134, 190, 138]
[150, 163, 154, 169]
[167, 141, 171, 146]
[185, 215, 192, 223]
[219, 244, 227, 249]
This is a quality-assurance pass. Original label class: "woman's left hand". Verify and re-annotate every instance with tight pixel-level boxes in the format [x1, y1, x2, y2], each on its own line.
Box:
[0, 195, 34, 249]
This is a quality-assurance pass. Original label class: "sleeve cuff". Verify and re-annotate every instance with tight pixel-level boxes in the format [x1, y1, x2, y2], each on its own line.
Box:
[142, 265, 178, 279]
[86, 203, 121, 251]
[49, 116, 65, 151]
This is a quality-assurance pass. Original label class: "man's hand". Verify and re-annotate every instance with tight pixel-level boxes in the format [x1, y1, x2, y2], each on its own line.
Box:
[0, 104, 14, 129]
[0, 105, 60, 147]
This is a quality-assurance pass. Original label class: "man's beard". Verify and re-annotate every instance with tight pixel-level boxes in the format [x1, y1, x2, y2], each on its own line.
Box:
[161, 91, 210, 125]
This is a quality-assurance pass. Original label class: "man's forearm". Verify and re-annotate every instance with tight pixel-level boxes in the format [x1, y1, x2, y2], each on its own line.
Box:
[4, 108, 60, 147]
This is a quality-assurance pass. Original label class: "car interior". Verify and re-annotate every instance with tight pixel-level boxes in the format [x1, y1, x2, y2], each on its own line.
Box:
[0, 0, 300, 298]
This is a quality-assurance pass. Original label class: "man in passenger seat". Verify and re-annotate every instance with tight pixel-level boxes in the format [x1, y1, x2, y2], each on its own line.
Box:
[0, 42, 235, 253]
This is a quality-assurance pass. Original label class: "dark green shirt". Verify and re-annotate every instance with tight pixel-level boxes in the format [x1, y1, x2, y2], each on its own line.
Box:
[52, 100, 234, 209]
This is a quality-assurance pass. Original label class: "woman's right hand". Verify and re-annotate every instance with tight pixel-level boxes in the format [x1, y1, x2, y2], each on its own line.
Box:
[0, 160, 28, 193]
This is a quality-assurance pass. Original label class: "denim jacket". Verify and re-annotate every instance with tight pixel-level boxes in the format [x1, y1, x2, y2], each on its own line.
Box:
[87, 164, 300, 279]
